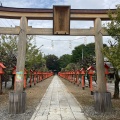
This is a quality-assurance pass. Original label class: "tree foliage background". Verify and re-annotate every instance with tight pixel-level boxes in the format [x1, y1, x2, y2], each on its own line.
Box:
[45, 54, 59, 72]
[103, 7, 120, 98]
[71, 43, 95, 63]
[0, 35, 46, 82]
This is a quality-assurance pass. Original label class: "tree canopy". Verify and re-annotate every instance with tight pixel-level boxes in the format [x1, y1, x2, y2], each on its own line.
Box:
[103, 7, 120, 70]
[59, 54, 72, 70]
[103, 6, 120, 98]
[45, 54, 59, 72]
[71, 43, 95, 63]
[0, 35, 46, 73]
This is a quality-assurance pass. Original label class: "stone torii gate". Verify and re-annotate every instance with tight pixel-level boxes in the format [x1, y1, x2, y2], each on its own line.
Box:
[0, 6, 114, 113]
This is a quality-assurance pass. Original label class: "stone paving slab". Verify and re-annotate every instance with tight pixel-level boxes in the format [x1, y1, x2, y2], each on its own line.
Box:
[30, 75, 91, 120]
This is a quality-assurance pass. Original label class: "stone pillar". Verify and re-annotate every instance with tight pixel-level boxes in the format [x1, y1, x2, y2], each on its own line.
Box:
[94, 18, 112, 112]
[16, 16, 27, 92]
[94, 18, 106, 92]
[9, 16, 27, 114]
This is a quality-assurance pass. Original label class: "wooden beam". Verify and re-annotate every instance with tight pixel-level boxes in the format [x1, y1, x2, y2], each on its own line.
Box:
[0, 7, 116, 20]
[27, 27, 95, 35]
[70, 28, 95, 36]
[0, 11, 53, 19]
[0, 27, 108, 36]
[0, 11, 113, 20]
[27, 27, 53, 35]
[70, 14, 111, 20]
[27, 27, 96, 36]
[0, 26, 20, 34]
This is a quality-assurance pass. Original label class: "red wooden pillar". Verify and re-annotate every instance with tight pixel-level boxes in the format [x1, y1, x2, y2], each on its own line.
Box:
[87, 66, 95, 95]
[68, 72, 71, 82]
[67, 72, 69, 81]
[73, 71, 75, 83]
[73, 71, 77, 84]
[39, 72, 41, 81]
[80, 68, 86, 90]
[44, 72, 46, 80]
[40, 72, 42, 80]
[43, 72, 45, 80]
[12, 66, 16, 90]
[33, 71, 37, 85]
[76, 70, 80, 86]
[29, 70, 33, 87]
[36, 71, 39, 83]
[71, 70, 74, 83]
[0, 63, 6, 94]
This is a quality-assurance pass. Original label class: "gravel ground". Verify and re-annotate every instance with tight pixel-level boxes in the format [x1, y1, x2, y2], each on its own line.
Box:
[0, 76, 53, 120]
[60, 77, 120, 120]
[0, 76, 120, 120]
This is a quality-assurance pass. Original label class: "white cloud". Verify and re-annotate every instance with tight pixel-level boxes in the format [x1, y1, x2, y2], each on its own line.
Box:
[64, 0, 104, 9]
[103, 0, 120, 8]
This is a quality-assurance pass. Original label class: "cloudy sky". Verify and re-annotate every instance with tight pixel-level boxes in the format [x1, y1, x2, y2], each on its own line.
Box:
[0, 0, 120, 57]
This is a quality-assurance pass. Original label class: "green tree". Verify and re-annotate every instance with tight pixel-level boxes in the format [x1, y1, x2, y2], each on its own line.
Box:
[71, 43, 95, 63]
[0, 35, 46, 88]
[59, 54, 72, 70]
[0, 35, 18, 72]
[25, 41, 43, 70]
[45, 54, 59, 72]
[103, 7, 120, 98]
[0, 35, 18, 90]
[65, 63, 76, 71]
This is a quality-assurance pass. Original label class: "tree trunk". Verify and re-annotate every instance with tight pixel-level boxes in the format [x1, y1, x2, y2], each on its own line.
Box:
[113, 70, 120, 99]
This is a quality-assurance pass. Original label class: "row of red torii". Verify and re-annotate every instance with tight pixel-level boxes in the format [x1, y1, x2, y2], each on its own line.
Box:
[0, 62, 53, 92]
[0, 61, 109, 94]
[58, 64, 110, 95]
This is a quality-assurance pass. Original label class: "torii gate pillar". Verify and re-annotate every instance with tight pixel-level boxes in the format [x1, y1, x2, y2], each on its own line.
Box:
[8, 16, 27, 114]
[94, 18, 112, 112]
[94, 18, 106, 92]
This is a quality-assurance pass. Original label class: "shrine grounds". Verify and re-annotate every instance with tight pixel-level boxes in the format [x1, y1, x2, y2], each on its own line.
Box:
[0, 76, 120, 120]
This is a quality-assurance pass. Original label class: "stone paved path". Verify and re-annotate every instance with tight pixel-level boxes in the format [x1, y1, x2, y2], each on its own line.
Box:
[30, 75, 91, 120]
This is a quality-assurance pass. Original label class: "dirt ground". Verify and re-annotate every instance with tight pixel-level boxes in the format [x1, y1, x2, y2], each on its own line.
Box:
[0, 75, 120, 120]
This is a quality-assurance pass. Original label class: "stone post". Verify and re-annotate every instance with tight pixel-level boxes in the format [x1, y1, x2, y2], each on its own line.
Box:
[8, 16, 27, 114]
[94, 18, 112, 112]
[94, 18, 106, 92]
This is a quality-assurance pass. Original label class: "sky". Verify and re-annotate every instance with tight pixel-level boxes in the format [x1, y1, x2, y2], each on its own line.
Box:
[0, 0, 120, 57]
